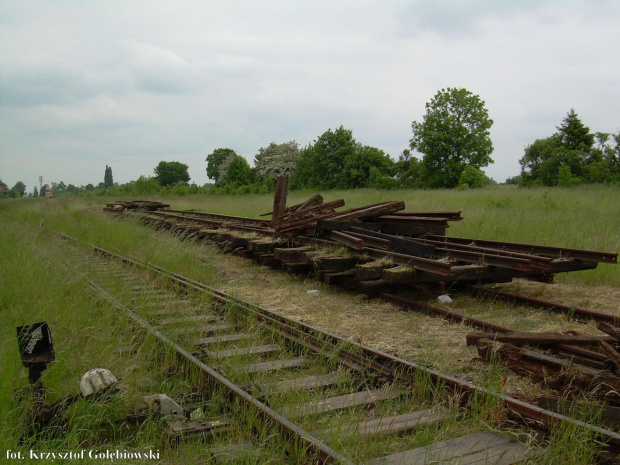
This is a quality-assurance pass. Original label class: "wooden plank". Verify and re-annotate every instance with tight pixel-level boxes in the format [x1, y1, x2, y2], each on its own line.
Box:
[314, 257, 360, 272]
[356, 261, 394, 280]
[291, 194, 324, 213]
[158, 314, 218, 325]
[249, 241, 279, 253]
[230, 357, 310, 375]
[369, 431, 529, 465]
[194, 333, 253, 346]
[273, 246, 314, 260]
[169, 322, 236, 335]
[283, 261, 313, 274]
[144, 307, 196, 316]
[363, 248, 452, 276]
[382, 266, 418, 284]
[315, 407, 451, 441]
[278, 388, 404, 419]
[166, 323, 237, 334]
[255, 372, 348, 396]
[206, 344, 281, 359]
[324, 269, 356, 285]
[357, 279, 384, 294]
[272, 175, 290, 222]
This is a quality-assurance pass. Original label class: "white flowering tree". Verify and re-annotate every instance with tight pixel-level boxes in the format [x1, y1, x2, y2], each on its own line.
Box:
[254, 141, 300, 221]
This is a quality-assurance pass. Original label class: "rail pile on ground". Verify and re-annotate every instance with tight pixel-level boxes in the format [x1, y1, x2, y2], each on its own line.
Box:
[104, 200, 170, 212]
[114, 195, 617, 293]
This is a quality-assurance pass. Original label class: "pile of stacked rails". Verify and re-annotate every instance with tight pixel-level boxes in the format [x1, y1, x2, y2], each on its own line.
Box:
[104, 200, 170, 212]
[117, 194, 617, 294]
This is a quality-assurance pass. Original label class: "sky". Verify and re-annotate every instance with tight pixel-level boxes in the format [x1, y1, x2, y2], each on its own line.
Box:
[1, 0, 619, 191]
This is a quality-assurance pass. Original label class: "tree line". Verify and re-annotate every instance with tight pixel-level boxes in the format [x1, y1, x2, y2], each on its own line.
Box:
[518, 109, 620, 186]
[5, 87, 618, 199]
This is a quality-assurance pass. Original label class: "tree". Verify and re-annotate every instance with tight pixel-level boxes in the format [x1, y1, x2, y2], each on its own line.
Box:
[11, 181, 26, 196]
[254, 141, 300, 179]
[104, 165, 114, 188]
[33, 186, 39, 198]
[341, 145, 394, 189]
[518, 109, 609, 186]
[395, 149, 423, 188]
[410, 87, 494, 188]
[557, 108, 594, 151]
[519, 135, 564, 186]
[290, 126, 358, 189]
[8, 181, 26, 198]
[135, 175, 160, 194]
[51, 181, 66, 196]
[221, 155, 253, 186]
[154, 161, 190, 187]
[206, 148, 237, 185]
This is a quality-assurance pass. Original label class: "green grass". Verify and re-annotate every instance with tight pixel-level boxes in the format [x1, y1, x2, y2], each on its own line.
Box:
[1, 185, 617, 462]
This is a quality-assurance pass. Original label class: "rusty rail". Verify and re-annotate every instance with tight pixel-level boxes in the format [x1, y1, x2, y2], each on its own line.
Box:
[428, 235, 618, 264]
[471, 286, 620, 326]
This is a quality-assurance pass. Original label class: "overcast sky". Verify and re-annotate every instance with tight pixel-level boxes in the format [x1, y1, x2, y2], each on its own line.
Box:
[1, 0, 619, 191]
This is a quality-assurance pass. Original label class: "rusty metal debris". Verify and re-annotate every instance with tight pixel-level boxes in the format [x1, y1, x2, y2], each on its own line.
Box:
[104, 200, 170, 212]
[109, 193, 616, 293]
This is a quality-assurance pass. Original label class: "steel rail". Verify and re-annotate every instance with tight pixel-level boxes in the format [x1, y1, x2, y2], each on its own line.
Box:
[117, 252, 620, 453]
[361, 247, 453, 276]
[427, 235, 618, 264]
[414, 237, 554, 270]
[381, 292, 611, 368]
[59, 233, 620, 455]
[158, 209, 272, 227]
[145, 265, 620, 453]
[89, 282, 353, 465]
[471, 286, 620, 326]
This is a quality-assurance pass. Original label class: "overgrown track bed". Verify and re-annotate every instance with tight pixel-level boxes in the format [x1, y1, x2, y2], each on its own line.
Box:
[128, 205, 620, 406]
[61, 234, 620, 463]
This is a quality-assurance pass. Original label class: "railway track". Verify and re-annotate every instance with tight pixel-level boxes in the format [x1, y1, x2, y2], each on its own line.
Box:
[59, 233, 620, 463]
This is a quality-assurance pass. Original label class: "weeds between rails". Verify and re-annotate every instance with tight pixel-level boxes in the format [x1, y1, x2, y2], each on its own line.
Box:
[1, 191, 619, 463]
[43, 234, 620, 463]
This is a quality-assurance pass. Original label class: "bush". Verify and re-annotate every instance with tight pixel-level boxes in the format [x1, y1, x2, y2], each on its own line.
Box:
[458, 166, 486, 189]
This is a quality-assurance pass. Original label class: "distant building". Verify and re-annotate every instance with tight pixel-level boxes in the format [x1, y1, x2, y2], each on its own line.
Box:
[0, 179, 8, 195]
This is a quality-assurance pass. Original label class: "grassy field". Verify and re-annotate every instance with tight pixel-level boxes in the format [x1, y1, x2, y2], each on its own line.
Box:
[0, 185, 617, 463]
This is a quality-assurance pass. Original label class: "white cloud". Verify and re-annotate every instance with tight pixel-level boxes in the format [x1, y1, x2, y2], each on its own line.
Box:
[1, 0, 619, 189]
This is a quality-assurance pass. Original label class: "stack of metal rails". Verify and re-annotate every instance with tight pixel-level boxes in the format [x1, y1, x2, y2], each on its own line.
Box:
[116, 195, 616, 293]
